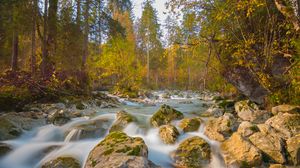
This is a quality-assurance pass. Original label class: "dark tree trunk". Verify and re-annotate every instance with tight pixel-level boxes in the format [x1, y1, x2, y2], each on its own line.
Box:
[31, 0, 37, 74]
[11, 30, 18, 72]
[82, 0, 90, 70]
[41, 0, 48, 77]
[48, 0, 58, 57]
[76, 0, 81, 25]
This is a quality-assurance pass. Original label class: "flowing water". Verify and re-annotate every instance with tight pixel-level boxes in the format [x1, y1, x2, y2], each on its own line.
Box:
[0, 91, 225, 168]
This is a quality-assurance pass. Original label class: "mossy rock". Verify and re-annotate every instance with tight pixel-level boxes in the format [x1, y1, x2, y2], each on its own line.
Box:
[159, 125, 179, 144]
[0, 116, 22, 141]
[85, 132, 149, 168]
[172, 136, 211, 168]
[179, 118, 201, 132]
[41, 157, 81, 168]
[109, 111, 137, 132]
[150, 104, 184, 127]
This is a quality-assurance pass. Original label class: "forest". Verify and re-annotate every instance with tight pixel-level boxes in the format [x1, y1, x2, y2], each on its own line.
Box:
[0, 0, 299, 168]
[0, 0, 299, 107]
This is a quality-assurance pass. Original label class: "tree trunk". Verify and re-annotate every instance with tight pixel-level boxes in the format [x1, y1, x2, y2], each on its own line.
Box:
[82, 0, 90, 69]
[48, 0, 58, 57]
[11, 30, 18, 72]
[31, 0, 37, 74]
[82, 0, 90, 70]
[41, 0, 48, 76]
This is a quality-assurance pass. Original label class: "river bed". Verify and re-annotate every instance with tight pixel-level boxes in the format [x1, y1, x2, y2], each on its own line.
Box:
[0, 91, 226, 168]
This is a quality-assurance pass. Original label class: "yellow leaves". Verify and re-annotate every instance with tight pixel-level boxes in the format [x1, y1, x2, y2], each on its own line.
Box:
[236, 0, 265, 17]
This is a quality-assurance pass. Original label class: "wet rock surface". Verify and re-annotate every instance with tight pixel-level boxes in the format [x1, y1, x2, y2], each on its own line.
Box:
[158, 124, 179, 144]
[171, 136, 211, 168]
[150, 104, 184, 127]
[179, 118, 201, 132]
[41, 157, 81, 168]
[85, 131, 159, 168]
[109, 110, 137, 132]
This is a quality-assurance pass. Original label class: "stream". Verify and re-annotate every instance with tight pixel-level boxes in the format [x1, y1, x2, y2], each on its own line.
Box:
[0, 91, 226, 168]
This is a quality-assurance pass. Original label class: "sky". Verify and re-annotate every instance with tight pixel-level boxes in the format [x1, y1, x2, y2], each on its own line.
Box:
[132, 0, 169, 26]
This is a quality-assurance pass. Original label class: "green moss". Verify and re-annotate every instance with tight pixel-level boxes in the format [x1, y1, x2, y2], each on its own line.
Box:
[249, 125, 259, 132]
[91, 159, 97, 167]
[128, 145, 141, 156]
[150, 104, 184, 127]
[103, 148, 114, 156]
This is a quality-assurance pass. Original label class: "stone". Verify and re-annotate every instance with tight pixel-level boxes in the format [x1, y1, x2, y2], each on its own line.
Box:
[237, 121, 259, 137]
[179, 118, 201, 132]
[249, 128, 286, 164]
[272, 105, 300, 115]
[265, 113, 300, 139]
[204, 106, 224, 117]
[221, 133, 262, 167]
[286, 134, 300, 165]
[41, 157, 81, 168]
[109, 111, 137, 132]
[0, 112, 46, 140]
[158, 125, 179, 144]
[269, 164, 286, 168]
[150, 104, 184, 127]
[223, 66, 268, 104]
[235, 100, 271, 123]
[47, 109, 71, 126]
[204, 113, 238, 142]
[171, 136, 211, 168]
[0, 143, 12, 157]
[85, 132, 160, 168]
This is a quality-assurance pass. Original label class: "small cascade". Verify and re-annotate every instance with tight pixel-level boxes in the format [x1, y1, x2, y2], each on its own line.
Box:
[64, 129, 82, 142]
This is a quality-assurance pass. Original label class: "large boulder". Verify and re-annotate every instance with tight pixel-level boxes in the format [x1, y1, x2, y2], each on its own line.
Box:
[158, 125, 179, 144]
[109, 111, 137, 132]
[271, 105, 300, 115]
[179, 118, 201, 132]
[221, 133, 262, 167]
[235, 100, 271, 123]
[286, 134, 300, 165]
[0, 112, 46, 140]
[41, 157, 81, 168]
[150, 105, 184, 127]
[201, 105, 224, 117]
[249, 124, 286, 164]
[237, 121, 259, 138]
[171, 136, 211, 168]
[265, 113, 300, 139]
[85, 132, 159, 168]
[66, 118, 111, 141]
[204, 113, 238, 142]
[222, 65, 268, 104]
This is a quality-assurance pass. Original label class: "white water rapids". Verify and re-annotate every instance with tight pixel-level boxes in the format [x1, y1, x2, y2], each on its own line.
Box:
[0, 91, 225, 168]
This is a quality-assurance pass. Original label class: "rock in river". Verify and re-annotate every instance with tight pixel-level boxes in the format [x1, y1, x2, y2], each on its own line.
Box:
[85, 131, 160, 168]
[150, 104, 184, 127]
[109, 110, 137, 132]
[179, 118, 201, 132]
[159, 124, 179, 144]
[171, 136, 211, 168]
[41, 157, 81, 168]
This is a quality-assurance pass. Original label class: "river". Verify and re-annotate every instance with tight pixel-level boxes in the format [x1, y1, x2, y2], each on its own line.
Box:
[0, 91, 226, 168]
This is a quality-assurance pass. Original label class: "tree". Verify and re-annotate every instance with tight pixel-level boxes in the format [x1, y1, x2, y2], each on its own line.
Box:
[137, 0, 164, 87]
